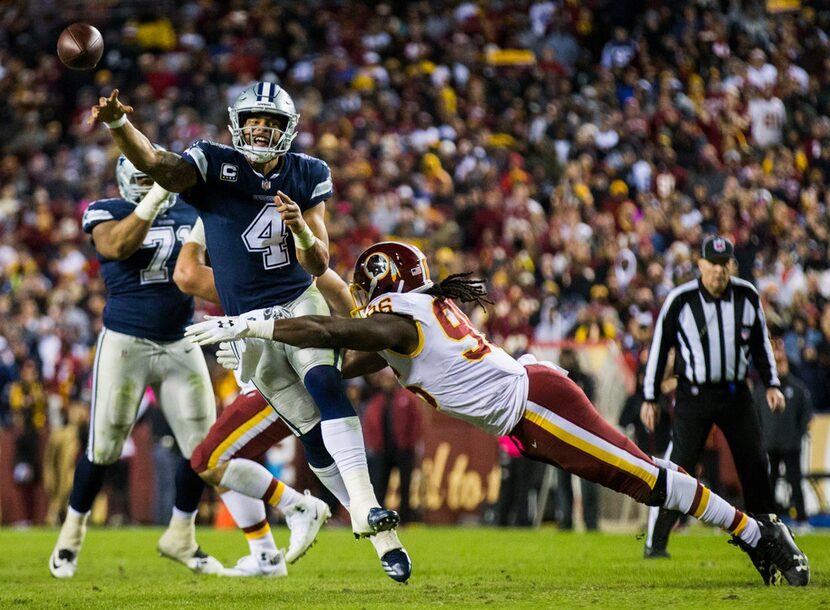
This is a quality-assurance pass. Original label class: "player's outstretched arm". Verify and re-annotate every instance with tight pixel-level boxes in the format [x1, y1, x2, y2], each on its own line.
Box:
[90, 90, 198, 193]
[186, 312, 419, 354]
[173, 219, 221, 304]
[91, 184, 172, 260]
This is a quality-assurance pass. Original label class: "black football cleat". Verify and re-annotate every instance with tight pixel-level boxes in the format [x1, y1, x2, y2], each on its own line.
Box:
[730, 514, 810, 586]
[367, 507, 400, 533]
[380, 548, 412, 583]
[643, 546, 671, 560]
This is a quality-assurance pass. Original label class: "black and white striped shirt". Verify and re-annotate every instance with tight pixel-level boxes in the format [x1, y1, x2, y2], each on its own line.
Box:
[643, 278, 780, 401]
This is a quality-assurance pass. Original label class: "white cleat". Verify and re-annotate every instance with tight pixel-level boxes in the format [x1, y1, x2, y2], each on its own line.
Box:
[284, 491, 331, 564]
[157, 526, 224, 575]
[221, 551, 288, 577]
[49, 548, 78, 579]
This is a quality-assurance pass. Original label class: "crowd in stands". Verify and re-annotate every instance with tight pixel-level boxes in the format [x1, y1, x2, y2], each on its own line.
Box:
[1, 0, 830, 522]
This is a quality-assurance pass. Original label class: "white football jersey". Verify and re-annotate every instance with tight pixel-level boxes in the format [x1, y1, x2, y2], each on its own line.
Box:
[366, 292, 528, 436]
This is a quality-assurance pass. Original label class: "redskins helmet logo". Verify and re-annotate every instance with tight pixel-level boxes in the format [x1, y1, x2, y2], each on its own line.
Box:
[364, 252, 401, 282]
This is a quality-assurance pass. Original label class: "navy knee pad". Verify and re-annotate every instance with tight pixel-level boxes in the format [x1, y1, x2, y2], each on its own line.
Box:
[303, 364, 356, 420]
[299, 423, 335, 469]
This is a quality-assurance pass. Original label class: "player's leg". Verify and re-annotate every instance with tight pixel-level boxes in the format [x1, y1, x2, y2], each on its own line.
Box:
[50, 329, 146, 578]
[285, 284, 394, 536]
[155, 340, 222, 574]
[714, 387, 776, 514]
[299, 421, 411, 582]
[510, 365, 809, 585]
[190, 388, 329, 568]
[645, 397, 712, 557]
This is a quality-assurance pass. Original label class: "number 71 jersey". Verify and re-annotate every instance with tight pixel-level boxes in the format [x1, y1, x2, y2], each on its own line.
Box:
[367, 292, 528, 436]
[83, 196, 197, 341]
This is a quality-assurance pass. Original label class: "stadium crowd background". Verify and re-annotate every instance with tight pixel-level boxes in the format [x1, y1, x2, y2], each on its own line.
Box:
[1, 0, 830, 525]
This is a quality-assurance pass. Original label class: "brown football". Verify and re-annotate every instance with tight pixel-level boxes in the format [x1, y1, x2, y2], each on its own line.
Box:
[57, 23, 104, 71]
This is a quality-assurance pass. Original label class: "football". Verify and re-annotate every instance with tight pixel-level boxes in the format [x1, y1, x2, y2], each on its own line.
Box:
[57, 23, 104, 71]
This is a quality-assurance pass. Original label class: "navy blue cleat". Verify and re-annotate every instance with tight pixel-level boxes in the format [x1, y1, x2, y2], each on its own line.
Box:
[381, 548, 412, 583]
[367, 507, 400, 533]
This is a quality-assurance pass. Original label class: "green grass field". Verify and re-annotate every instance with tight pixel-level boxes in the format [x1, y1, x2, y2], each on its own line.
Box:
[0, 525, 826, 609]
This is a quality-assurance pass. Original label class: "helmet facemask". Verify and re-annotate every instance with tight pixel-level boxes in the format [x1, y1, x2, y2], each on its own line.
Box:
[228, 82, 299, 164]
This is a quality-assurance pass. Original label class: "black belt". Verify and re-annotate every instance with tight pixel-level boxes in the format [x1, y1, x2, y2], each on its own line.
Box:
[679, 380, 745, 395]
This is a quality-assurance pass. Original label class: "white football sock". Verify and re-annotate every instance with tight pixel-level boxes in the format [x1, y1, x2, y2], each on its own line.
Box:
[663, 468, 761, 546]
[310, 462, 351, 508]
[56, 507, 89, 551]
[320, 417, 379, 514]
[219, 458, 277, 499]
[220, 490, 278, 556]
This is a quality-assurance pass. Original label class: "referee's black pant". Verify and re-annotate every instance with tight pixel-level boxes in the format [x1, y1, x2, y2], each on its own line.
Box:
[648, 381, 775, 552]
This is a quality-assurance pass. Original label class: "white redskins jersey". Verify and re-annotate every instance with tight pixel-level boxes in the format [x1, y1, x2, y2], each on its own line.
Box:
[366, 292, 528, 436]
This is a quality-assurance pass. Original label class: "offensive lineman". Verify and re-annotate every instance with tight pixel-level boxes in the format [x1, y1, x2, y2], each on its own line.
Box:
[186, 240, 811, 587]
[49, 156, 222, 577]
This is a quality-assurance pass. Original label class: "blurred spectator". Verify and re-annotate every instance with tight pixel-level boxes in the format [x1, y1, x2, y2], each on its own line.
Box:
[362, 368, 424, 523]
[753, 338, 813, 525]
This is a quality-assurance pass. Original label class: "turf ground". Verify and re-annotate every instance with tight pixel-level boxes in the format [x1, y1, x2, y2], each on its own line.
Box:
[0, 525, 826, 609]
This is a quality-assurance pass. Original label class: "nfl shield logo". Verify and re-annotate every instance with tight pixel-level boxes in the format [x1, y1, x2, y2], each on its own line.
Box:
[262, 180, 271, 190]
[714, 238, 726, 253]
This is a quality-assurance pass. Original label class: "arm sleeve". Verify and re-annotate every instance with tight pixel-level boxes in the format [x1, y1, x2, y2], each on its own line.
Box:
[305, 159, 333, 209]
[642, 293, 679, 401]
[179, 141, 211, 208]
[748, 291, 780, 388]
[81, 200, 132, 234]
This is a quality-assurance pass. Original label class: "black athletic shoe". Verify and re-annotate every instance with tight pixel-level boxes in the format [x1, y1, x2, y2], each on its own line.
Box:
[380, 548, 412, 583]
[730, 514, 810, 586]
[729, 533, 776, 585]
[643, 546, 671, 559]
[367, 507, 400, 533]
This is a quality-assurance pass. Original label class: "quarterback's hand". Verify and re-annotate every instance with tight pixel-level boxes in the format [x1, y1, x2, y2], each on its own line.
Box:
[767, 387, 786, 413]
[216, 342, 240, 370]
[89, 89, 134, 125]
[186, 316, 250, 346]
[275, 191, 305, 233]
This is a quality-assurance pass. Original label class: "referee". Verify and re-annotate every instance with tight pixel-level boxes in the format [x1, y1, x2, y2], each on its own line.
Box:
[640, 235, 785, 559]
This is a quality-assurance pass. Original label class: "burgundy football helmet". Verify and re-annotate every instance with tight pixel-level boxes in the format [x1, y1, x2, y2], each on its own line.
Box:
[350, 241, 434, 316]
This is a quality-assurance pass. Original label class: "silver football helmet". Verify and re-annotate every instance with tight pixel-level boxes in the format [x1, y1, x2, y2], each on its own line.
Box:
[116, 154, 153, 204]
[228, 82, 299, 163]
[116, 148, 175, 213]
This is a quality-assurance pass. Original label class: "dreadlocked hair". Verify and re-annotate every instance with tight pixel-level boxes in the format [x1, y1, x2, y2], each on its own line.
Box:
[425, 272, 493, 310]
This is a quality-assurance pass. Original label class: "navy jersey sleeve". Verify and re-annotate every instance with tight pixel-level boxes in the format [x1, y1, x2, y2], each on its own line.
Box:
[82, 199, 135, 234]
[304, 157, 333, 210]
[179, 139, 213, 208]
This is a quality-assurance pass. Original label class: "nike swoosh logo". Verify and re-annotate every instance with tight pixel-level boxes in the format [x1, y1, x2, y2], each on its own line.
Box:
[184, 347, 194, 353]
[530, 439, 537, 448]
[51, 556, 61, 571]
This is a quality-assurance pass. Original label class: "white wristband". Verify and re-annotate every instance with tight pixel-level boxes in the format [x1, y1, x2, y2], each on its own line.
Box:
[245, 318, 275, 340]
[104, 115, 128, 129]
[293, 224, 316, 250]
[134, 183, 171, 221]
[185, 218, 206, 247]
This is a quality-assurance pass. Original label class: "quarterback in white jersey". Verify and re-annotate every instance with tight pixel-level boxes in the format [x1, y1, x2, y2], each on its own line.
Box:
[186, 241, 810, 587]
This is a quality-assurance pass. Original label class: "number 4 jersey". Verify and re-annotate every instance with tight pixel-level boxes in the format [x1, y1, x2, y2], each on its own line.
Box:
[179, 140, 333, 315]
[82, 197, 197, 341]
[367, 292, 529, 436]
